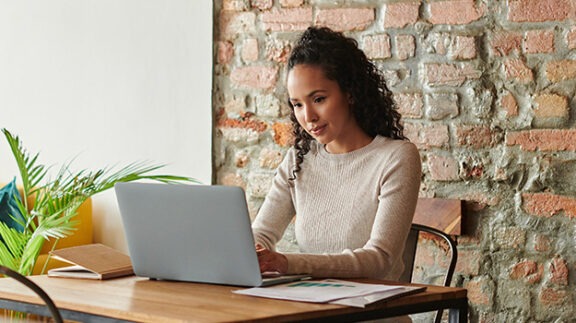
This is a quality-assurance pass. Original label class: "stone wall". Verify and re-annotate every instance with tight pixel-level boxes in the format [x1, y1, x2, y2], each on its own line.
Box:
[213, 0, 576, 321]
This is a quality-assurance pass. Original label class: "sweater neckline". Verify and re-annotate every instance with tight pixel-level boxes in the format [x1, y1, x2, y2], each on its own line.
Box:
[315, 136, 386, 161]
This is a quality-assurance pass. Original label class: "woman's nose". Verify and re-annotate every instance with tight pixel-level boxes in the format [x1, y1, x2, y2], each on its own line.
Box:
[304, 105, 318, 122]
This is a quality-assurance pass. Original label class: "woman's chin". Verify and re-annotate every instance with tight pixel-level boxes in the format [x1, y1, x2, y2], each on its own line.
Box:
[312, 137, 330, 145]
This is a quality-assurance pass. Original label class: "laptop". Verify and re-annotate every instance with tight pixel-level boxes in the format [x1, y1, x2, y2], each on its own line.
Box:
[114, 182, 310, 287]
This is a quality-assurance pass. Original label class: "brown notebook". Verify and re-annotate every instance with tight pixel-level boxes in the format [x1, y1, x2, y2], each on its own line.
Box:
[48, 243, 134, 280]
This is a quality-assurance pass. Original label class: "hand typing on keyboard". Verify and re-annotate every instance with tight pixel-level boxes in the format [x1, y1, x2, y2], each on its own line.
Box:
[256, 244, 288, 275]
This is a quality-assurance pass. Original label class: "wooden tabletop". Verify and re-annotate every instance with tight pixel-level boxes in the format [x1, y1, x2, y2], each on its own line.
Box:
[0, 275, 467, 322]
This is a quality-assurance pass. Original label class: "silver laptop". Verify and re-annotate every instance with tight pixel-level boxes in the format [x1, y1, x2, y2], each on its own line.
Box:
[114, 182, 309, 287]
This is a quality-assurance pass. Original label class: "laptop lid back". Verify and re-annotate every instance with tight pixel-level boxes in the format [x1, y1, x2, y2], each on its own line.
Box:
[114, 182, 263, 287]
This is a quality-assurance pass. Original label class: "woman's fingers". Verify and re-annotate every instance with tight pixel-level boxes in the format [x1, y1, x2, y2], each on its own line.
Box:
[255, 247, 288, 274]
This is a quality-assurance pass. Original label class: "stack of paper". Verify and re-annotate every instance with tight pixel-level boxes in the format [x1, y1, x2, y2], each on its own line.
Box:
[233, 279, 426, 308]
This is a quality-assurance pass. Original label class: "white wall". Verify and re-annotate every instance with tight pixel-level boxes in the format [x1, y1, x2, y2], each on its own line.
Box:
[0, 0, 213, 251]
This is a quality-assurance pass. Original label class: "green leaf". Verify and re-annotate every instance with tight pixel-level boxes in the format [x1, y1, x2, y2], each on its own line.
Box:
[0, 222, 29, 270]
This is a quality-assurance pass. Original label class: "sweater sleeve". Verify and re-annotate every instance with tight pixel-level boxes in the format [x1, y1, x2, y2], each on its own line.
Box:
[284, 142, 421, 280]
[251, 150, 297, 251]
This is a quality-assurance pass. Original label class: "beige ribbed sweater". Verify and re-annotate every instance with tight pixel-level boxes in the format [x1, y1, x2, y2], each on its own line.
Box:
[253, 136, 422, 280]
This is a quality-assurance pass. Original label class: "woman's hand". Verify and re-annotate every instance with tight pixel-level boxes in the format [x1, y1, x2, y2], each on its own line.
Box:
[255, 244, 288, 275]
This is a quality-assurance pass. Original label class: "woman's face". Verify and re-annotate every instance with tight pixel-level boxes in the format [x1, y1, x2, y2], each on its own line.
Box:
[287, 64, 365, 153]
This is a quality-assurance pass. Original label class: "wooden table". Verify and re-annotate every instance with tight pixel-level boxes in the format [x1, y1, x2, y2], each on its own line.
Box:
[0, 275, 467, 322]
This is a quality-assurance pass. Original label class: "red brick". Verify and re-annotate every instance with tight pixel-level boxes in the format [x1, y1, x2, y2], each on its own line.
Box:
[450, 36, 477, 59]
[460, 193, 500, 209]
[405, 123, 449, 149]
[241, 38, 259, 62]
[272, 122, 293, 147]
[455, 125, 500, 148]
[217, 113, 268, 133]
[250, 0, 272, 10]
[425, 63, 481, 86]
[259, 148, 284, 169]
[429, 0, 485, 25]
[395, 93, 423, 118]
[395, 34, 416, 60]
[265, 39, 291, 63]
[508, 0, 575, 22]
[383, 2, 420, 28]
[465, 276, 493, 306]
[315, 8, 375, 31]
[506, 129, 576, 151]
[534, 93, 569, 118]
[534, 234, 551, 252]
[494, 227, 526, 250]
[546, 59, 576, 82]
[220, 172, 246, 189]
[455, 249, 481, 275]
[490, 31, 523, 56]
[220, 11, 257, 38]
[462, 161, 484, 179]
[568, 27, 576, 49]
[223, 96, 247, 115]
[500, 92, 519, 117]
[402, 123, 419, 144]
[549, 256, 569, 285]
[420, 125, 450, 149]
[223, 0, 248, 11]
[260, 8, 312, 32]
[522, 192, 576, 219]
[510, 260, 543, 284]
[538, 287, 568, 306]
[230, 66, 278, 90]
[427, 154, 459, 181]
[414, 243, 436, 267]
[503, 58, 534, 83]
[524, 30, 555, 54]
[280, 0, 304, 8]
[217, 41, 234, 64]
[362, 34, 391, 59]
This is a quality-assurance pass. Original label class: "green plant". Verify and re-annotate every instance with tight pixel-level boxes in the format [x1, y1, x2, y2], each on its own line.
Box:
[0, 128, 198, 276]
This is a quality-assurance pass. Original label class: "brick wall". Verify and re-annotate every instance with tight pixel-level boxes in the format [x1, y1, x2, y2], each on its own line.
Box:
[213, 0, 576, 321]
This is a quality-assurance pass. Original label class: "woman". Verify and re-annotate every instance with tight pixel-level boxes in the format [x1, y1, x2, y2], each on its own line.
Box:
[253, 26, 421, 281]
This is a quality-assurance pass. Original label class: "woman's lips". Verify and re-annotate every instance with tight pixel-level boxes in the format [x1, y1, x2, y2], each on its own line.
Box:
[309, 124, 327, 136]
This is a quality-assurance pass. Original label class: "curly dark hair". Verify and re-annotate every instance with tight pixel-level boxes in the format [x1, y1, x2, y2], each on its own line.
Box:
[287, 26, 406, 179]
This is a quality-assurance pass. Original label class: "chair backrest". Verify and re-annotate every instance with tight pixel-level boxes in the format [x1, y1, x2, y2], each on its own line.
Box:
[399, 197, 462, 323]
[402, 197, 462, 284]
[400, 224, 458, 286]
[399, 224, 458, 323]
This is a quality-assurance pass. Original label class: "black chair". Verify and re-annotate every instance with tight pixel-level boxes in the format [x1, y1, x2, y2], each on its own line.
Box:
[400, 223, 458, 323]
[0, 265, 63, 323]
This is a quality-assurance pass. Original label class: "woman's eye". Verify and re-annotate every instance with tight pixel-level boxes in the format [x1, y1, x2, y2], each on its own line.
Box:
[291, 102, 302, 108]
[314, 97, 326, 103]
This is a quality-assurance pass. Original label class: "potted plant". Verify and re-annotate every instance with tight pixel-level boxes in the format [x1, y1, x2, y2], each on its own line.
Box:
[0, 128, 198, 276]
